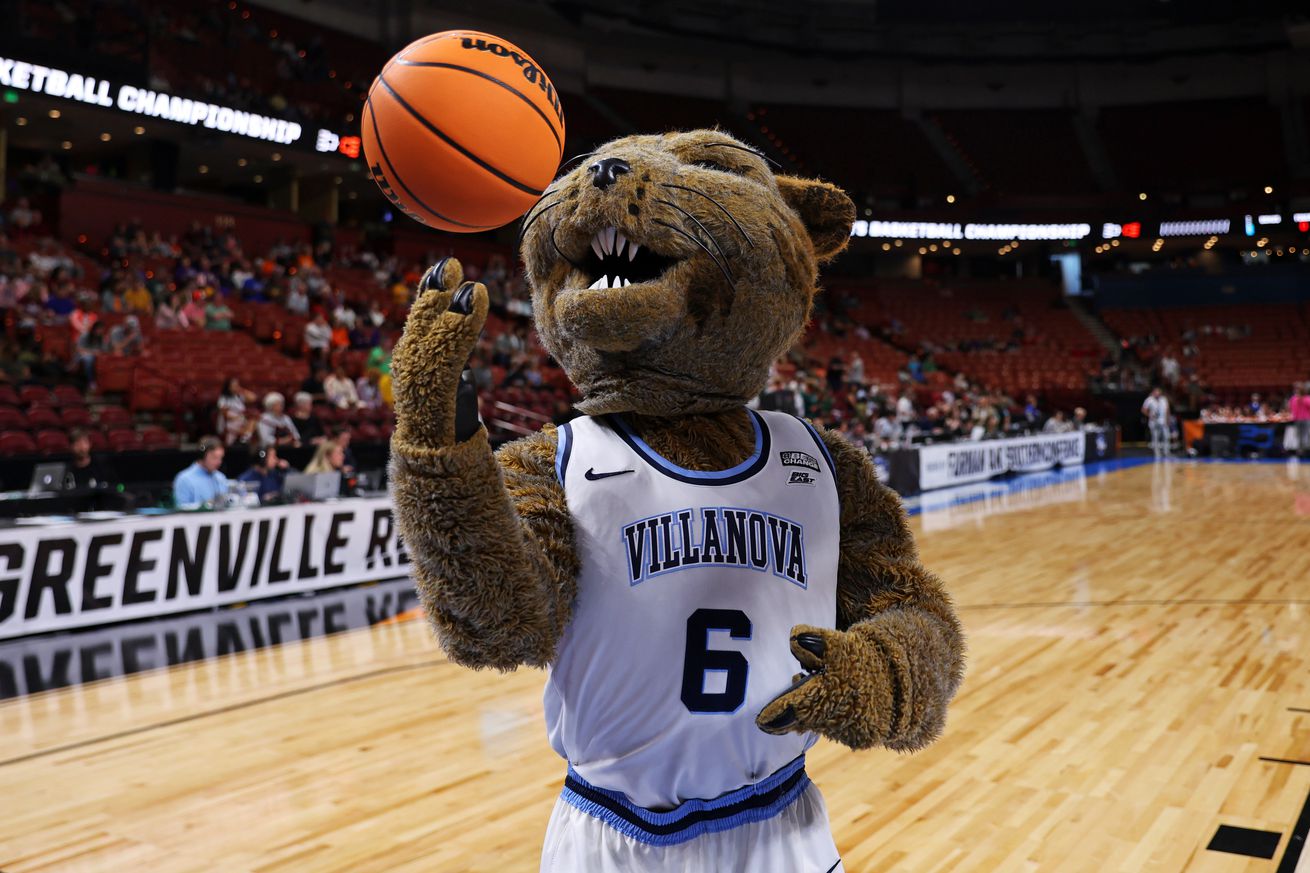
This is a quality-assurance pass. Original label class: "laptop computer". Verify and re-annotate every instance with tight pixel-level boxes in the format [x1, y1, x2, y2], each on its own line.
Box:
[28, 463, 69, 494]
[284, 471, 341, 501]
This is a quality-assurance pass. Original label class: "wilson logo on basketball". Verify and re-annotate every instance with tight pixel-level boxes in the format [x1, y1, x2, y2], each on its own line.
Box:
[459, 37, 564, 124]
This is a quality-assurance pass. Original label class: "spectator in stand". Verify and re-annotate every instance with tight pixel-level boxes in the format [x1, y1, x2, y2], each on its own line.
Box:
[758, 378, 804, 417]
[492, 325, 525, 367]
[1248, 393, 1264, 417]
[304, 310, 332, 363]
[847, 353, 865, 387]
[257, 392, 301, 448]
[155, 291, 186, 329]
[366, 301, 386, 329]
[895, 391, 914, 425]
[330, 316, 351, 353]
[239, 446, 291, 503]
[217, 376, 257, 445]
[466, 353, 493, 392]
[290, 391, 326, 445]
[366, 336, 393, 378]
[100, 282, 128, 314]
[324, 364, 361, 409]
[1022, 395, 1041, 427]
[7, 197, 41, 233]
[205, 295, 234, 330]
[172, 437, 229, 509]
[1290, 382, 1310, 459]
[123, 278, 153, 315]
[356, 370, 383, 409]
[68, 429, 115, 489]
[391, 276, 411, 308]
[1160, 353, 1180, 386]
[71, 321, 106, 388]
[333, 300, 357, 330]
[826, 354, 845, 393]
[1042, 410, 1074, 434]
[181, 291, 207, 328]
[1073, 407, 1090, 430]
[300, 363, 326, 400]
[68, 292, 97, 337]
[108, 315, 145, 355]
[286, 280, 309, 315]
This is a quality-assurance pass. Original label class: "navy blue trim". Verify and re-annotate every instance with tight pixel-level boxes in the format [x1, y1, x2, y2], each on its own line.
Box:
[608, 409, 771, 486]
[560, 755, 809, 846]
[554, 422, 573, 485]
[799, 418, 837, 477]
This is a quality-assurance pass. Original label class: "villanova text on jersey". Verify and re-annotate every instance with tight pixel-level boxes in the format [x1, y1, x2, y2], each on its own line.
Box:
[620, 506, 808, 588]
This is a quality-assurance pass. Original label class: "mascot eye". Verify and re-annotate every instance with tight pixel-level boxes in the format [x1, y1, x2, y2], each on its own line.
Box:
[690, 158, 741, 174]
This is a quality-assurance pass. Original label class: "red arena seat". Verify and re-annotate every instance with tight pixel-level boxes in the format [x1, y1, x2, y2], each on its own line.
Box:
[35, 429, 71, 455]
[107, 429, 144, 452]
[97, 406, 134, 429]
[0, 431, 37, 455]
[25, 407, 62, 430]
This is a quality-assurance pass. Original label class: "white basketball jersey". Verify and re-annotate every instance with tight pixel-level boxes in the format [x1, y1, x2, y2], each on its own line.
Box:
[546, 409, 839, 810]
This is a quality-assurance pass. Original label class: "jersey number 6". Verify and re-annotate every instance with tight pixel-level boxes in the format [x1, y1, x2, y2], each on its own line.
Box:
[681, 608, 751, 713]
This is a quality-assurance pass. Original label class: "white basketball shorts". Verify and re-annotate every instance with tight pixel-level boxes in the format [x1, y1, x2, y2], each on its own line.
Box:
[539, 756, 844, 873]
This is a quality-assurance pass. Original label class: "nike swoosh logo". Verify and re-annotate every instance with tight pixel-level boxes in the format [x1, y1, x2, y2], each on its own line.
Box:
[584, 468, 635, 481]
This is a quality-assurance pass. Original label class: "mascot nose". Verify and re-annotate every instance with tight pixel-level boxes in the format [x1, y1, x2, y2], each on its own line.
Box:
[589, 157, 631, 190]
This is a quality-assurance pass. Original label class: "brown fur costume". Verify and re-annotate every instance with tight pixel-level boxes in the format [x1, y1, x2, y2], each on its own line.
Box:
[390, 129, 964, 756]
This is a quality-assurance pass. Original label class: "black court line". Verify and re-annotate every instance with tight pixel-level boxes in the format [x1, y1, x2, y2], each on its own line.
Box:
[1290, 707, 1310, 714]
[959, 597, 1310, 610]
[1276, 785, 1310, 873]
[1207, 825, 1282, 859]
[1260, 757, 1310, 767]
[0, 659, 443, 770]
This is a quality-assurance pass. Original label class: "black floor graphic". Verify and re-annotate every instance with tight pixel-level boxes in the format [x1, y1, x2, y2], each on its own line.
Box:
[1207, 825, 1281, 859]
[1277, 787, 1310, 873]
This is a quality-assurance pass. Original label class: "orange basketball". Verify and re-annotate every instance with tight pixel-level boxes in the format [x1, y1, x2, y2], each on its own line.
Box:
[362, 30, 565, 233]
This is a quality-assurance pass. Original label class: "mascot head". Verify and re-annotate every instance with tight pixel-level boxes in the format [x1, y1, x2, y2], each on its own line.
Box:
[519, 129, 855, 417]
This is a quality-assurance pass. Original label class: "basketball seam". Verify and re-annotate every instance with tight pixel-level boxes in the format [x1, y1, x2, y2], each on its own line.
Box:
[377, 73, 546, 198]
[394, 59, 563, 155]
[365, 93, 500, 230]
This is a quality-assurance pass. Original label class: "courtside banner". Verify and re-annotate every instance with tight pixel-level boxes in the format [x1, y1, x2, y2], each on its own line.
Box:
[917, 432, 1086, 491]
[0, 498, 410, 640]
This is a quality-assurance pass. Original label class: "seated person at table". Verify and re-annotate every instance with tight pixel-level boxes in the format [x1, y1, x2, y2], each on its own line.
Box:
[68, 428, 115, 488]
[238, 445, 290, 503]
[304, 438, 356, 496]
[257, 392, 301, 448]
[172, 437, 229, 509]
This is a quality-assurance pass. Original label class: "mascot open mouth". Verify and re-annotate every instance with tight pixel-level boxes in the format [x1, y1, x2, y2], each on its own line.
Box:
[581, 226, 679, 289]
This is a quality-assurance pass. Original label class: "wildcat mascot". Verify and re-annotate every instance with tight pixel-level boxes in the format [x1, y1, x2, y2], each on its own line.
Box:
[389, 130, 965, 872]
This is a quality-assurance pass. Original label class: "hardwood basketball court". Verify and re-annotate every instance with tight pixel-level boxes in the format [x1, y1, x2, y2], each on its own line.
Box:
[2, 459, 1308, 872]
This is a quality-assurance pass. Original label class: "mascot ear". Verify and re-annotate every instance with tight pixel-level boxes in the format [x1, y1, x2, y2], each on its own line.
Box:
[775, 176, 856, 263]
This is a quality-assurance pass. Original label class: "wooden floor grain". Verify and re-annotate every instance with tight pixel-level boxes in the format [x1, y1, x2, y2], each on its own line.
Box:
[2, 460, 1309, 872]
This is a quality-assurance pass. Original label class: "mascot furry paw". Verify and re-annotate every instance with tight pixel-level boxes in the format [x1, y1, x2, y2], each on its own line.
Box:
[389, 129, 965, 872]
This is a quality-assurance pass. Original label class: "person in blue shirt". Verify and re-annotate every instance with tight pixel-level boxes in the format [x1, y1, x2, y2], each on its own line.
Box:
[172, 437, 229, 509]
[238, 445, 290, 503]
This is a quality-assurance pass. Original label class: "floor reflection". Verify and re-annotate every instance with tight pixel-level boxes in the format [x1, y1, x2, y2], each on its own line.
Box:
[0, 578, 419, 700]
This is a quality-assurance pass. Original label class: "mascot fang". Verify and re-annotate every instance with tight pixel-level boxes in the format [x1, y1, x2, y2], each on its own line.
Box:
[389, 129, 965, 872]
